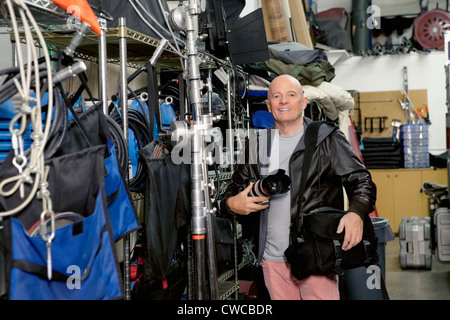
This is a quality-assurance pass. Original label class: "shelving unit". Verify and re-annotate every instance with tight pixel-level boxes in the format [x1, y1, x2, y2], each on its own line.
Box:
[1, 0, 248, 301]
[218, 240, 254, 300]
[14, 27, 215, 71]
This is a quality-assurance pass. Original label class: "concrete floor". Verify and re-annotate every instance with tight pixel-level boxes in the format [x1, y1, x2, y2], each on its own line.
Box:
[384, 237, 450, 300]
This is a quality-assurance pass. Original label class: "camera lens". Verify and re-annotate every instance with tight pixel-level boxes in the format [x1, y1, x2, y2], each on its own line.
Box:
[249, 169, 291, 197]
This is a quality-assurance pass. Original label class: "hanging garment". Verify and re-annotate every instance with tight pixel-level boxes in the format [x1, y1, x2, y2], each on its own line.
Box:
[131, 139, 191, 299]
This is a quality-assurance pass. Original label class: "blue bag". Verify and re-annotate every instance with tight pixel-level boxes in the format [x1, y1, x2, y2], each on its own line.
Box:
[104, 137, 140, 240]
[0, 145, 123, 300]
[8, 189, 123, 300]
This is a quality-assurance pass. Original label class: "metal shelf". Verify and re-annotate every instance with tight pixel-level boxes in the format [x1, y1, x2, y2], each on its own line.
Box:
[217, 245, 253, 283]
[14, 26, 215, 70]
[217, 241, 254, 300]
[1, 0, 68, 30]
[218, 281, 240, 300]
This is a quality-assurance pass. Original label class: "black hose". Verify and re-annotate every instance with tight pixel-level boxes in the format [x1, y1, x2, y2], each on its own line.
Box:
[108, 107, 152, 193]
[43, 86, 68, 159]
[105, 115, 128, 177]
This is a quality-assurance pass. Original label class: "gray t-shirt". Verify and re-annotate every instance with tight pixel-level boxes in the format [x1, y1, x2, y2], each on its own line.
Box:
[261, 128, 304, 262]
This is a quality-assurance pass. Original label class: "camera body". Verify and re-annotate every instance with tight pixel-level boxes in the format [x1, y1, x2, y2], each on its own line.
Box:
[248, 169, 291, 202]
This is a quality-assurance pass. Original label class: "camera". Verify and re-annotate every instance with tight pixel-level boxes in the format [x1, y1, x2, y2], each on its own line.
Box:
[249, 169, 291, 201]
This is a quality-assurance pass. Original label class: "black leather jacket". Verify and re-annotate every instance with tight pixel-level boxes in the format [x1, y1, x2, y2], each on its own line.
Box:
[219, 118, 377, 264]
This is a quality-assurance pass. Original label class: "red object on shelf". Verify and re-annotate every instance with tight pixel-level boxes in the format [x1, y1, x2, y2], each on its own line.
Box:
[413, 8, 450, 51]
[52, 0, 101, 35]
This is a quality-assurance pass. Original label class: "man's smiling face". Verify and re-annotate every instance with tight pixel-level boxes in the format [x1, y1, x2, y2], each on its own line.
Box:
[265, 75, 308, 132]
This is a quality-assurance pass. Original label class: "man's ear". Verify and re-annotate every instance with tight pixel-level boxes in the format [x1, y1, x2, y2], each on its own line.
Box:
[302, 96, 309, 110]
[265, 99, 272, 113]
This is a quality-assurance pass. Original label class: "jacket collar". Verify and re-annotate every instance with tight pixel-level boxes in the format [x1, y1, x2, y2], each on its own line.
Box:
[265, 117, 337, 155]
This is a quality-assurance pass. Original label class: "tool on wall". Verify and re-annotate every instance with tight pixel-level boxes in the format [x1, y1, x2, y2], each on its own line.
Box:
[364, 116, 388, 133]
[398, 90, 427, 124]
[400, 66, 428, 124]
[391, 119, 402, 140]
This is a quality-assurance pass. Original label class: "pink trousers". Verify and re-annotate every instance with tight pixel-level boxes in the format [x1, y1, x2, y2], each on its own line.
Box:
[261, 259, 340, 300]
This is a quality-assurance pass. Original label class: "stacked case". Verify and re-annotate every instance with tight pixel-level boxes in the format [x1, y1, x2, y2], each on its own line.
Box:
[400, 123, 429, 168]
[399, 216, 432, 269]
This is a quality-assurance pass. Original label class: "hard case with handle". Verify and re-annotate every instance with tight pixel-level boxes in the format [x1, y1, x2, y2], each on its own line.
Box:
[399, 216, 432, 269]
[433, 207, 450, 263]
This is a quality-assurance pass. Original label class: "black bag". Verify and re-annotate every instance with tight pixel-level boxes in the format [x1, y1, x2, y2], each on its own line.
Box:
[284, 121, 379, 281]
[132, 138, 190, 299]
[285, 207, 378, 281]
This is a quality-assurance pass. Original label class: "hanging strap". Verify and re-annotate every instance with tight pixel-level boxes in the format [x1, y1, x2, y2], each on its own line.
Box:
[293, 121, 324, 238]
[146, 61, 160, 141]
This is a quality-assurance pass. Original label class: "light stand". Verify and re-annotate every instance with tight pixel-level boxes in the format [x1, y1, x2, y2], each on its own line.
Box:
[169, 0, 219, 300]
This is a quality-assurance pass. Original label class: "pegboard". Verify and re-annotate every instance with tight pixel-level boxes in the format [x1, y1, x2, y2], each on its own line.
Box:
[353, 89, 428, 139]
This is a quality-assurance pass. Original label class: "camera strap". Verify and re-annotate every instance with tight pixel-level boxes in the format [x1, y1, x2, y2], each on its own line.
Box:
[293, 120, 325, 237]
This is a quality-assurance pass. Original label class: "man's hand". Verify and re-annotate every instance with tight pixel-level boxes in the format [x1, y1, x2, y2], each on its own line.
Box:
[226, 183, 269, 215]
[336, 211, 363, 251]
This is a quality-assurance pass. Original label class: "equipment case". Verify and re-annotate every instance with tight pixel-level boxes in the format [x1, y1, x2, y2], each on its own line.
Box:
[399, 216, 432, 269]
[433, 207, 450, 263]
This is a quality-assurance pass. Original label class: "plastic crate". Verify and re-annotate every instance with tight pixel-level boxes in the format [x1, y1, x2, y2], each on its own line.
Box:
[402, 139, 429, 148]
[404, 161, 430, 168]
[403, 146, 429, 155]
[403, 153, 429, 168]
[402, 132, 429, 140]
[400, 123, 429, 133]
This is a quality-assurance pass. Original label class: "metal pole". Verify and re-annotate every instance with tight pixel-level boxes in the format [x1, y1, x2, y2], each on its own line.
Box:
[226, 68, 234, 171]
[207, 69, 213, 113]
[403, 66, 410, 123]
[118, 17, 131, 301]
[168, 0, 220, 300]
[11, 37, 18, 68]
[203, 67, 220, 299]
[185, 0, 213, 300]
[98, 16, 108, 114]
[202, 115, 219, 300]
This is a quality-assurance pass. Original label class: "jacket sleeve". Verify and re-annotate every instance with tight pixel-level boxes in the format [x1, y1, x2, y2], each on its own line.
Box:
[218, 162, 257, 218]
[330, 129, 377, 219]
[219, 165, 245, 217]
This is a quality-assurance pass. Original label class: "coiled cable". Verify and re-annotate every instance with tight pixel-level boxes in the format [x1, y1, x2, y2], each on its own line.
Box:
[108, 105, 152, 193]
[105, 115, 128, 178]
